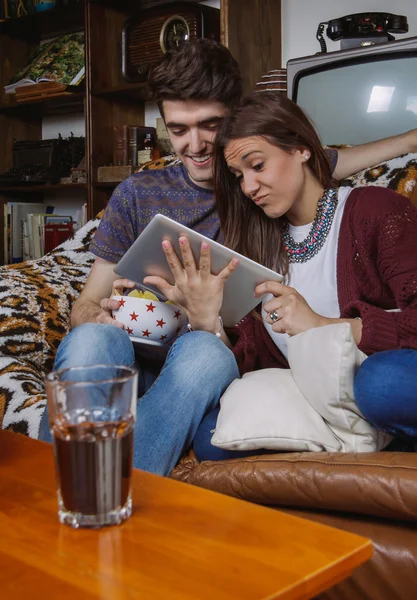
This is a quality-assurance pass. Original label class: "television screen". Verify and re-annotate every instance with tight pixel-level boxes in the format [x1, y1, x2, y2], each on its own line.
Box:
[287, 37, 417, 145]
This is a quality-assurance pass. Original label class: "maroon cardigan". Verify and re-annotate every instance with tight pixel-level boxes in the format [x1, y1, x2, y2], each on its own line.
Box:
[229, 186, 417, 375]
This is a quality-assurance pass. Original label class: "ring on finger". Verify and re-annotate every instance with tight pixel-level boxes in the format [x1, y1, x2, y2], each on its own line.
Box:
[269, 309, 281, 323]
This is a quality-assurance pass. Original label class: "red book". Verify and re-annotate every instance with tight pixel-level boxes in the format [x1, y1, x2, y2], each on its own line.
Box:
[44, 223, 74, 254]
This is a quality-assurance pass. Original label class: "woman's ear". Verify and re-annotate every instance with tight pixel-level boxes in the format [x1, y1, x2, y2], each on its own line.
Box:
[293, 147, 311, 162]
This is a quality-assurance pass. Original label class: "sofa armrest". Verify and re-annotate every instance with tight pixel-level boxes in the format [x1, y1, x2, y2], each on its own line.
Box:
[0, 357, 46, 436]
[171, 450, 417, 522]
[0, 218, 99, 372]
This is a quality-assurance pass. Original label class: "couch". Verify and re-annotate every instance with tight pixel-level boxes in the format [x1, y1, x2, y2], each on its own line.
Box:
[1, 154, 417, 599]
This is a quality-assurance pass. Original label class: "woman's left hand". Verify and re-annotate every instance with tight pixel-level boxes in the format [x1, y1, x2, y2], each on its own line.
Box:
[256, 281, 328, 336]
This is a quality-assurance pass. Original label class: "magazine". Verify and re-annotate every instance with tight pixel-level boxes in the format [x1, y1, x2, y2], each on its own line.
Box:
[4, 32, 85, 94]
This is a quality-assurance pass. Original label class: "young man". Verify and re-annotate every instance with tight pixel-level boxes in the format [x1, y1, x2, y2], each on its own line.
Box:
[38, 39, 417, 471]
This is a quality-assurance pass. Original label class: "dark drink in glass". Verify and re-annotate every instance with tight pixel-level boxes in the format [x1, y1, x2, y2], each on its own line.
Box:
[45, 365, 138, 528]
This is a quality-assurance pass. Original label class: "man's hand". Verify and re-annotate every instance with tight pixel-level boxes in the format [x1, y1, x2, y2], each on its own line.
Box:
[256, 281, 328, 336]
[96, 278, 136, 327]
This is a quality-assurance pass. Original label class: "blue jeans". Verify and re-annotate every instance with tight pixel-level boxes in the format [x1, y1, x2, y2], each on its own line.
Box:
[354, 349, 417, 438]
[39, 324, 240, 476]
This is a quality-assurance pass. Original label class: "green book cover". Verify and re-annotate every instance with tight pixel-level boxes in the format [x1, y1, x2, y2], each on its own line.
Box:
[6, 32, 85, 92]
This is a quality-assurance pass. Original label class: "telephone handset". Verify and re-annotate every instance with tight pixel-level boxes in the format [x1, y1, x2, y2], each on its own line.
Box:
[327, 12, 408, 41]
[316, 12, 408, 53]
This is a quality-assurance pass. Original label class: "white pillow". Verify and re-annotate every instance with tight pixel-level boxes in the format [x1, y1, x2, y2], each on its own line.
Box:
[288, 323, 391, 452]
[212, 323, 391, 453]
[211, 369, 341, 452]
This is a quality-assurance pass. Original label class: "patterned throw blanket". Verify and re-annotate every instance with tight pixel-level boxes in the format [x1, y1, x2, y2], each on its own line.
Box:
[0, 153, 416, 437]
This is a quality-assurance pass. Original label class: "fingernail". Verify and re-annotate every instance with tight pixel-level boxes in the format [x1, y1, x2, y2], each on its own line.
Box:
[162, 240, 170, 249]
[201, 242, 209, 250]
[179, 237, 186, 246]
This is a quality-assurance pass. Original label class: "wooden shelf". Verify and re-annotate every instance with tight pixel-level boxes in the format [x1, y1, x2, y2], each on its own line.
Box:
[94, 181, 119, 188]
[0, 91, 85, 117]
[92, 82, 149, 101]
[0, 4, 84, 41]
[0, 183, 87, 194]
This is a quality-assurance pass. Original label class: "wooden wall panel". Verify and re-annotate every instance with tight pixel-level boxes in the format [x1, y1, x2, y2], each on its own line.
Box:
[221, 0, 282, 94]
[86, 1, 130, 94]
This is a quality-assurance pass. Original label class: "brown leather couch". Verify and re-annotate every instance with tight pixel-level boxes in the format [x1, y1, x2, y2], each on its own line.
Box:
[172, 447, 417, 599]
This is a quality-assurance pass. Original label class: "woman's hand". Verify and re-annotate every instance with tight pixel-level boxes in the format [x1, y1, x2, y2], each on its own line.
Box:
[143, 237, 239, 334]
[256, 281, 328, 336]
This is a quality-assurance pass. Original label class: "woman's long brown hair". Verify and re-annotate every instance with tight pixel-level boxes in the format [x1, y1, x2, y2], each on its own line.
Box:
[214, 92, 333, 278]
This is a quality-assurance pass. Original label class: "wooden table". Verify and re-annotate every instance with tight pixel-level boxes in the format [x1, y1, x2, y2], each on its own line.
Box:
[0, 430, 372, 599]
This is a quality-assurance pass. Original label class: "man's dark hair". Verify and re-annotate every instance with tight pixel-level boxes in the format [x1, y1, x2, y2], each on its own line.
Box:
[148, 38, 243, 114]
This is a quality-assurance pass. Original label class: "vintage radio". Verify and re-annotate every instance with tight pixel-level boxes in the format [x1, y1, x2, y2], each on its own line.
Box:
[121, 2, 220, 83]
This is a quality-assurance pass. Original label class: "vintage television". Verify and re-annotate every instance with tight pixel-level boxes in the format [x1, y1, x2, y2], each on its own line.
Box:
[286, 36, 417, 145]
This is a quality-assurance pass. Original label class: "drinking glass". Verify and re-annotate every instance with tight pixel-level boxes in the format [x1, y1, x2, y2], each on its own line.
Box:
[45, 364, 138, 529]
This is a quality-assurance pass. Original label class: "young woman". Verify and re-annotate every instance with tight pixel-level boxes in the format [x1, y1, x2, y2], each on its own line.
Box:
[203, 91, 417, 452]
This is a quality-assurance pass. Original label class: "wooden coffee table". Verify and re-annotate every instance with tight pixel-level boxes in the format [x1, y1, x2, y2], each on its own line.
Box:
[0, 430, 372, 599]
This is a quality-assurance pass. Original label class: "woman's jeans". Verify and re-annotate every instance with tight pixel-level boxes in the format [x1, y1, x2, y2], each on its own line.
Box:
[38, 324, 240, 476]
[354, 349, 417, 439]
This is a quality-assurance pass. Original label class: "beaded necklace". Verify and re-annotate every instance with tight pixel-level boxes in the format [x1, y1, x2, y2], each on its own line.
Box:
[281, 187, 338, 263]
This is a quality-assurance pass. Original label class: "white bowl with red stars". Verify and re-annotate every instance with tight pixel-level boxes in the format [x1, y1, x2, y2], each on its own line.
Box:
[111, 295, 187, 347]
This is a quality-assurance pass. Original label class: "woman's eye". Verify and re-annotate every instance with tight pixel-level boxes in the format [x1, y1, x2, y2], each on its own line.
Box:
[253, 162, 264, 172]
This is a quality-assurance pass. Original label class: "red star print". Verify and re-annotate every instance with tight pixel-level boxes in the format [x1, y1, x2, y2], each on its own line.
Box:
[126, 327, 133, 335]
[174, 310, 182, 319]
[142, 329, 151, 337]
[118, 298, 126, 307]
[156, 318, 166, 328]
[146, 302, 156, 312]
[130, 311, 138, 321]
[160, 335, 168, 342]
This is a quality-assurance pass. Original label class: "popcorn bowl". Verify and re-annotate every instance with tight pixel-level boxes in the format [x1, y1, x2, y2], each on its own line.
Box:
[112, 295, 187, 347]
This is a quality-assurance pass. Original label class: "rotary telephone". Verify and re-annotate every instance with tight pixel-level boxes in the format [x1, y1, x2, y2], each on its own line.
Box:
[316, 12, 408, 53]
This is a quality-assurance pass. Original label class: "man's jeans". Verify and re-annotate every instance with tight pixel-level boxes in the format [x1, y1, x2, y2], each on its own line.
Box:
[38, 324, 239, 476]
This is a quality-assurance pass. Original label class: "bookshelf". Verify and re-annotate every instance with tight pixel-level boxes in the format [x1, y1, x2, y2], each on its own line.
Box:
[0, 0, 281, 264]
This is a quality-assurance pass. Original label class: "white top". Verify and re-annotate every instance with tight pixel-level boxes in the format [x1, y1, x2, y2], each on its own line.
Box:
[262, 187, 353, 359]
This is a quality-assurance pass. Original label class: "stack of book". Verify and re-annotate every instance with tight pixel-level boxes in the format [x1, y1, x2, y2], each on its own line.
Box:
[4, 202, 76, 263]
[4, 33, 85, 96]
[113, 125, 158, 168]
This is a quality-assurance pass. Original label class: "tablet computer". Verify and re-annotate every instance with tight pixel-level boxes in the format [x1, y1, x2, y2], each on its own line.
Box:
[114, 213, 283, 327]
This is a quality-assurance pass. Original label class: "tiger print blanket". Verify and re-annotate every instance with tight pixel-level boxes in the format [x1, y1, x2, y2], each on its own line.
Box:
[1, 153, 416, 437]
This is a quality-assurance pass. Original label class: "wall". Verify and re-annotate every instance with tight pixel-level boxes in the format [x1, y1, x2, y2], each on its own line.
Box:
[281, 0, 417, 65]
[145, 0, 221, 126]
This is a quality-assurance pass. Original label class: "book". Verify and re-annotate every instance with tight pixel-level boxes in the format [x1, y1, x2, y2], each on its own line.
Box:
[128, 126, 139, 167]
[45, 215, 73, 224]
[4, 202, 53, 263]
[113, 125, 129, 166]
[44, 223, 74, 254]
[4, 33, 85, 95]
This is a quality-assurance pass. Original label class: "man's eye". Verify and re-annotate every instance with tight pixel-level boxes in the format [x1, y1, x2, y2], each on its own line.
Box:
[171, 130, 186, 136]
